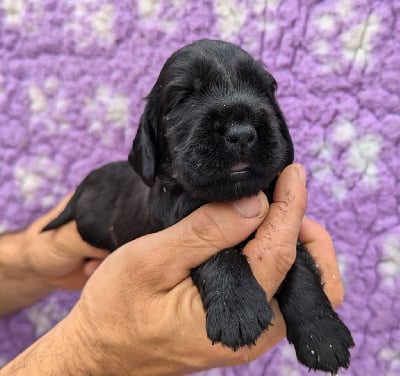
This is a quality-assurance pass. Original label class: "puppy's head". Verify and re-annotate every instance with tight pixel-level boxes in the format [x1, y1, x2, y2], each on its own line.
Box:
[130, 39, 294, 201]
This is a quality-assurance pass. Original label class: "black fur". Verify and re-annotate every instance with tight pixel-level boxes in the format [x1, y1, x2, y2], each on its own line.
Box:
[43, 39, 354, 373]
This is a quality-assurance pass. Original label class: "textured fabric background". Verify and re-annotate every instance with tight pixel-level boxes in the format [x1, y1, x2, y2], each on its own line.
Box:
[0, 0, 399, 375]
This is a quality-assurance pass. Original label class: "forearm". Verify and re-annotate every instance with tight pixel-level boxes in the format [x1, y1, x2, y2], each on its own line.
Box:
[0, 232, 54, 316]
[0, 314, 99, 376]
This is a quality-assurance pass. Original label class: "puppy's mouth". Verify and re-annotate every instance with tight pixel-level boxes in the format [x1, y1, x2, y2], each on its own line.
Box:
[228, 161, 257, 183]
[230, 162, 250, 175]
[179, 159, 281, 201]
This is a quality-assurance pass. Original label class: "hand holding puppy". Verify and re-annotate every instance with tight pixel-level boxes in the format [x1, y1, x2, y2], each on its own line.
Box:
[0, 195, 109, 316]
[1, 164, 345, 375]
[37, 40, 353, 373]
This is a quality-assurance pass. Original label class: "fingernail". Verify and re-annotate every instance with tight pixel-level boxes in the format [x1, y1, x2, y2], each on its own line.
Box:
[297, 165, 307, 186]
[234, 194, 262, 218]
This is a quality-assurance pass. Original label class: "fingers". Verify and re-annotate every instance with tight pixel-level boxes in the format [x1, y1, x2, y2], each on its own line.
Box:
[243, 164, 308, 299]
[299, 216, 344, 308]
[49, 266, 91, 290]
[24, 193, 109, 288]
[124, 191, 269, 289]
[52, 220, 110, 259]
[30, 193, 75, 231]
[31, 193, 109, 259]
[50, 259, 103, 290]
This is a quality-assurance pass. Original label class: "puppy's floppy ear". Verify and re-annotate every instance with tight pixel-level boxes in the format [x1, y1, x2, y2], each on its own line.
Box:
[129, 95, 158, 187]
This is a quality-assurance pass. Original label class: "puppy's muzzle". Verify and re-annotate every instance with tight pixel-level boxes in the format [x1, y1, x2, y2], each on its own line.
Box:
[224, 124, 257, 153]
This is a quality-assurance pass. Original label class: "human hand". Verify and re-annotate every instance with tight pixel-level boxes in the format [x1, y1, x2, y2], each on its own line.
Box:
[54, 164, 344, 375]
[20, 194, 109, 290]
[0, 194, 109, 316]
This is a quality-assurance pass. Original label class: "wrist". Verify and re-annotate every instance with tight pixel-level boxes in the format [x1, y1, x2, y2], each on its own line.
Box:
[0, 231, 55, 315]
[0, 231, 37, 282]
[0, 231, 26, 271]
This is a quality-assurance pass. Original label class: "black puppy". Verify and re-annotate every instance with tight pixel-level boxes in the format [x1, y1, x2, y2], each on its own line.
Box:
[43, 39, 354, 373]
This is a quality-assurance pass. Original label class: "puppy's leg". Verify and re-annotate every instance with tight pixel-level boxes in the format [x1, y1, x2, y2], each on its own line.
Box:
[275, 242, 354, 374]
[191, 247, 273, 350]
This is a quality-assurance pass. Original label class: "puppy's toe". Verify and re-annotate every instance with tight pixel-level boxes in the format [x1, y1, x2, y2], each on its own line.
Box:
[289, 314, 354, 374]
[206, 286, 273, 350]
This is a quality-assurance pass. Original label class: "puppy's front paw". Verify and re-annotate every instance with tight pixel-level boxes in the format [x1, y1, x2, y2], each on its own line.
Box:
[205, 284, 273, 350]
[191, 247, 273, 350]
[289, 314, 354, 374]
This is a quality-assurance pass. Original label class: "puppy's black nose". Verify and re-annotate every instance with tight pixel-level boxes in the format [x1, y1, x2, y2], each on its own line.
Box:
[225, 124, 257, 151]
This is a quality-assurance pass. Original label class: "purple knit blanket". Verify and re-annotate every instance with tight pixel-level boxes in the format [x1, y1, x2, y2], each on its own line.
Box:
[1, 1, 399, 375]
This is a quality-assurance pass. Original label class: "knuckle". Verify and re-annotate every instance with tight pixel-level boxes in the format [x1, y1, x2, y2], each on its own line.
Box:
[280, 186, 307, 214]
[278, 196, 291, 211]
[275, 199, 290, 219]
[249, 237, 268, 257]
[272, 241, 296, 275]
[315, 223, 333, 245]
[189, 209, 226, 249]
[124, 238, 167, 288]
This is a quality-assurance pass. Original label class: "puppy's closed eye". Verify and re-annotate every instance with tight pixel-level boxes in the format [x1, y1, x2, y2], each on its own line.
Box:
[163, 82, 191, 110]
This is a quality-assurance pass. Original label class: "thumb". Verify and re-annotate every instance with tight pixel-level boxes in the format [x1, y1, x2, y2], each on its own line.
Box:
[127, 191, 269, 288]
